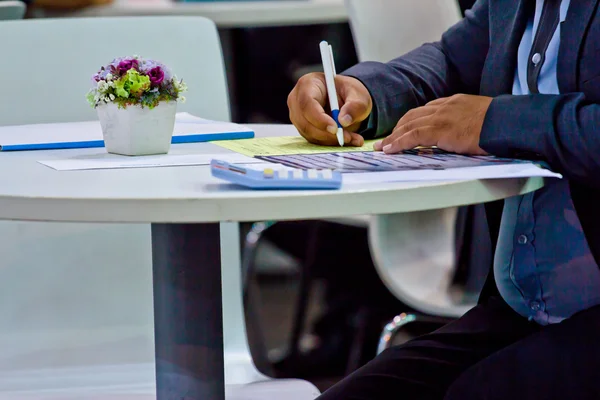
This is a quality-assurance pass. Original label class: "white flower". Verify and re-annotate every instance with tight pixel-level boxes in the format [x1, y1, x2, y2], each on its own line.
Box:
[109, 94, 115, 101]
[106, 73, 113, 81]
[97, 80, 108, 92]
[179, 96, 186, 104]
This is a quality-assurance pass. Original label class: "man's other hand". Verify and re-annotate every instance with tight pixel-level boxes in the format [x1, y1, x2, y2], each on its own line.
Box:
[374, 94, 493, 155]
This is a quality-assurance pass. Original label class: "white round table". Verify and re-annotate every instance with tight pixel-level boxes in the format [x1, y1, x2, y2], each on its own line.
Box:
[49, 0, 348, 28]
[0, 124, 544, 399]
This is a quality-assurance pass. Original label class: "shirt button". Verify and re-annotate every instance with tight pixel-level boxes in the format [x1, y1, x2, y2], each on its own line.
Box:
[532, 52, 542, 65]
[530, 301, 541, 311]
[517, 234, 528, 245]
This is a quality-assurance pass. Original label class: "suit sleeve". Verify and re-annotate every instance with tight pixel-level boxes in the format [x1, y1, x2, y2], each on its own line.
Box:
[480, 93, 600, 186]
[341, 0, 491, 138]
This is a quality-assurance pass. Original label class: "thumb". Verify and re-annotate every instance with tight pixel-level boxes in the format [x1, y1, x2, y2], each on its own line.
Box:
[338, 92, 372, 128]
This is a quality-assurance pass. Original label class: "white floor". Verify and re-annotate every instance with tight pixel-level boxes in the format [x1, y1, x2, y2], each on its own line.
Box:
[0, 221, 317, 399]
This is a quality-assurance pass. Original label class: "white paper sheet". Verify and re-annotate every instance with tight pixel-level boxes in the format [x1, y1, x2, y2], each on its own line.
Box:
[39, 152, 259, 171]
[230, 162, 562, 185]
[342, 163, 561, 184]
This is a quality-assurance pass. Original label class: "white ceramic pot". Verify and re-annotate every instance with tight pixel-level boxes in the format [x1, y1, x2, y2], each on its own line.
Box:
[97, 101, 177, 156]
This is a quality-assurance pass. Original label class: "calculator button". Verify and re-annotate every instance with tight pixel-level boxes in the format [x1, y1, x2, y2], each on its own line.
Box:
[277, 169, 288, 179]
[263, 168, 275, 178]
[321, 170, 333, 179]
[307, 169, 319, 179]
[293, 169, 304, 179]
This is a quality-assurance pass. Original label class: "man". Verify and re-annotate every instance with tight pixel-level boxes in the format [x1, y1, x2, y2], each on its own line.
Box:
[267, 0, 482, 380]
[287, 0, 600, 398]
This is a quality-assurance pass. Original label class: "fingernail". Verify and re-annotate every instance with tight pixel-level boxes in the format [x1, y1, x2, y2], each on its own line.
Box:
[339, 114, 352, 127]
[383, 144, 392, 153]
[327, 125, 338, 134]
[373, 140, 383, 150]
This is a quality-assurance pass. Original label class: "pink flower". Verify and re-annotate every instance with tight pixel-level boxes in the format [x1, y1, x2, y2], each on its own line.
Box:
[148, 66, 165, 86]
[117, 59, 140, 75]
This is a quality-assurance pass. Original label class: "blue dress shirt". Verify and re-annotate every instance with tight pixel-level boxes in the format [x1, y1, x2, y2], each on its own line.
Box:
[494, 0, 600, 325]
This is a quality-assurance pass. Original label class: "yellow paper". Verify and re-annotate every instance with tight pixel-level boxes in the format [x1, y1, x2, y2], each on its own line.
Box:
[213, 136, 378, 157]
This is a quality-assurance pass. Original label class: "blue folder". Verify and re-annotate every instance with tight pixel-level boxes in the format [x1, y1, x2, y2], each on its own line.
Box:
[0, 117, 254, 152]
[0, 131, 254, 152]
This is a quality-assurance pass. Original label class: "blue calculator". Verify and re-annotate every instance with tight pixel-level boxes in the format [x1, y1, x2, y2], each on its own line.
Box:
[210, 159, 342, 190]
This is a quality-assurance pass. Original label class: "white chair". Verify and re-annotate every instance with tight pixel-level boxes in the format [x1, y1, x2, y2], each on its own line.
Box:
[345, 0, 474, 354]
[0, 1, 25, 20]
[346, 0, 462, 62]
[0, 17, 317, 399]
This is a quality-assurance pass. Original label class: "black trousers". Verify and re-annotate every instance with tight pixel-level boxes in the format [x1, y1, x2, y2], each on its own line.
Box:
[318, 296, 600, 400]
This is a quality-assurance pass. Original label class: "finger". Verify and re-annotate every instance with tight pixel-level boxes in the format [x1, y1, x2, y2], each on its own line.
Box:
[382, 127, 438, 154]
[342, 130, 364, 146]
[291, 109, 339, 146]
[337, 85, 371, 128]
[338, 99, 370, 128]
[374, 115, 433, 150]
[296, 86, 339, 135]
[426, 96, 452, 106]
[349, 132, 365, 147]
[396, 105, 440, 127]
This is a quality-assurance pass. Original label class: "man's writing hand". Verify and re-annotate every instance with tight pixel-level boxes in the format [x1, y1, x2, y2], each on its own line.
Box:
[288, 73, 373, 147]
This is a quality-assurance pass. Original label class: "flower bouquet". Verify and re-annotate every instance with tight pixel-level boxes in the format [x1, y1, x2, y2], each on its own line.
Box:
[87, 56, 188, 156]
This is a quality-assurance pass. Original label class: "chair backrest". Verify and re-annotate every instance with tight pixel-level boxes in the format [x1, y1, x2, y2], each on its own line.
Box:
[0, 1, 26, 20]
[368, 209, 473, 318]
[345, 0, 462, 62]
[0, 17, 229, 384]
[0, 16, 230, 126]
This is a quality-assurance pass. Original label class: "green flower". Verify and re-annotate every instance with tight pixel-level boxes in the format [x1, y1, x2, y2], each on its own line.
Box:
[113, 69, 151, 99]
[126, 69, 150, 97]
[114, 76, 130, 98]
[86, 90, 96, 107]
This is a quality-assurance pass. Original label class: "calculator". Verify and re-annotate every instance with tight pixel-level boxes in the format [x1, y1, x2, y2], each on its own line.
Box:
[210, 159, 342, 190]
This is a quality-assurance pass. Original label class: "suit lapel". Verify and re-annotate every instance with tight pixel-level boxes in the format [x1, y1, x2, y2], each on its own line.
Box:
[482, 0, 532, 96]
[558, 0, 599, 93]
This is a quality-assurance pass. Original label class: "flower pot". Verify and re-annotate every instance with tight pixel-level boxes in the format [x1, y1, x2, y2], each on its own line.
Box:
[97, 101, 177, 156]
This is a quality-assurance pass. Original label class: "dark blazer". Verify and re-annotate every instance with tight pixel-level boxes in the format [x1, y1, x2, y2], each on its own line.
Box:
[344, 0, 600, 302]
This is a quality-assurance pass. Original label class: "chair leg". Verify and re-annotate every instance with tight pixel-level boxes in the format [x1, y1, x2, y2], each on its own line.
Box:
[242, 221, 272, 304]
[241, 221, 321, 373]
[377, 313, 455, 356]
[344, 305, 370, 375]
[287, 221, 321, 360]
[241, 221, 276, 377]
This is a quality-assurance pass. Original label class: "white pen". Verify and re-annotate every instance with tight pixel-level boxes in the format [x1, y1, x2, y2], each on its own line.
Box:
[319, 40, 344, 147]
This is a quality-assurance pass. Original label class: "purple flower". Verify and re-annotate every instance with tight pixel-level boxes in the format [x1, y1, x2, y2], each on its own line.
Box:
[117, 59, 139, 75]
[92, 67, 110, 83]
[148, 66, 165, 86]
[140, 59, 173, 82]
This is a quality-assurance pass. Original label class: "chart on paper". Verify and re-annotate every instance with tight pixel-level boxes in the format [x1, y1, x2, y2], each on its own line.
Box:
[256, 148, 531, 173]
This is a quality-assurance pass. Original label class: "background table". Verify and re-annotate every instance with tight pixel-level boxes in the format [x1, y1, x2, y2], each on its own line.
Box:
[42, 0, 356, 124]
[0, 124, 545, 399]
[63, 0, 347, 28]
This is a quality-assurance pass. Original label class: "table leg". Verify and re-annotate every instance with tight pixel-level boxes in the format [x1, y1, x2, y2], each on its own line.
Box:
[151, 223, 225, 400]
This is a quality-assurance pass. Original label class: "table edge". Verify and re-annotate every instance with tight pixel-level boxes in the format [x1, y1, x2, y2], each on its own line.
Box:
[0, 177, 544, 223]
